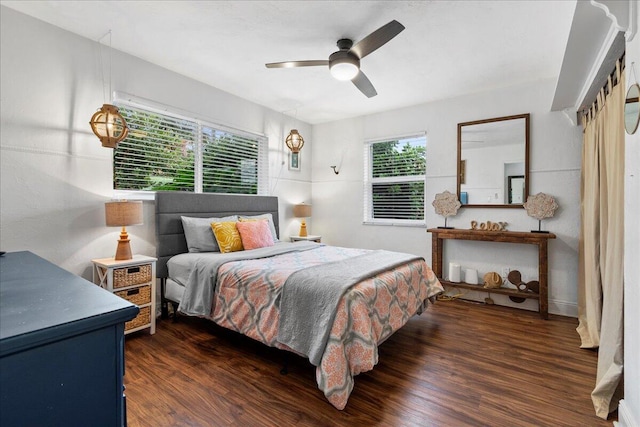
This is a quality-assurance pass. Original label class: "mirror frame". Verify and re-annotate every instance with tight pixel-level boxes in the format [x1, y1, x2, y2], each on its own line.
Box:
[457, 113, 530, 208]
[625, 83, 640, 135]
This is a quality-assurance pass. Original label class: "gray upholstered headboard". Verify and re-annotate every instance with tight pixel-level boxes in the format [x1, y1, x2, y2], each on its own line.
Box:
[155, 191, 279, 278]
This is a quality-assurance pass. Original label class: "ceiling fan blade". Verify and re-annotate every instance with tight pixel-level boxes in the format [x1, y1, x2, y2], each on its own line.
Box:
[351, 20, 405, 59]
[265, 60, 329, 69]
[352, 71, 377, 98]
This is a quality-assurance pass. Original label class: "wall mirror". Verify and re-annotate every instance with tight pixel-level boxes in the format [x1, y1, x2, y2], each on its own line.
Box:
[457, 113, 529, 208]
[625, 83, 640, 135]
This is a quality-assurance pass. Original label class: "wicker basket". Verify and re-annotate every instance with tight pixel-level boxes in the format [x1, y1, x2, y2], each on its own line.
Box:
[125, 306, 151, 331]
[113, 264, 152, 289]
[115, 284, 151, 306]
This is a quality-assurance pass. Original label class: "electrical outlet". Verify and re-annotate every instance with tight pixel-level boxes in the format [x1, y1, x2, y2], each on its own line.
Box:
[501, 267, 510, 281]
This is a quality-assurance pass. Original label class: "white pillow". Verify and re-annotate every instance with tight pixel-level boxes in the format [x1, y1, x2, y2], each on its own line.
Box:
[181, 215, 238, 252]
[238, 213, 279, 242]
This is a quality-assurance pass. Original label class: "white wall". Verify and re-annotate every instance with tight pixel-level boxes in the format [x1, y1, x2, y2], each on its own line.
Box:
[0, 7, 312, 280]
[620, 4, 640, 426]
[312, 80, 583, 316]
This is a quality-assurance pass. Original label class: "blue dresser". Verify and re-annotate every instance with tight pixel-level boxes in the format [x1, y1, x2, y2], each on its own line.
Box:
[0, 251, 139, 426]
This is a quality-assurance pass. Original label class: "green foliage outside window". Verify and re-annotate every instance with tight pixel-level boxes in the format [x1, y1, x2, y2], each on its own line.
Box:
[371, 141, 425, 178]
[369, 139, 426, 222]
[113, 107, 260, 194]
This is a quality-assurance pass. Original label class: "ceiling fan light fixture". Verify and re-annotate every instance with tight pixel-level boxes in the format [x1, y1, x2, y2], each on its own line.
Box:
[330, 62, 359, 81]
[329, 51, 360, 81]
[266, 20, 405, 97]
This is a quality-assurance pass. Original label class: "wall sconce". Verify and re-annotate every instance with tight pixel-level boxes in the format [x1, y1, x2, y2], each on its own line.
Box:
[105, 200, 143, 260]
[90, 104, 129, 148]
[285, 129, 304, 153]
[330, 149, 346, 175]
[293, 203, 312, 237]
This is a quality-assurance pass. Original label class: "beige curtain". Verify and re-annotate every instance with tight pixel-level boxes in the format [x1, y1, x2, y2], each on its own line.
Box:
[577, 62, 625, 420]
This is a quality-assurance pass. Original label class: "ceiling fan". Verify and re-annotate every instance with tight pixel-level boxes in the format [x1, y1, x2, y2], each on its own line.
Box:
[265, 20, 405, 98]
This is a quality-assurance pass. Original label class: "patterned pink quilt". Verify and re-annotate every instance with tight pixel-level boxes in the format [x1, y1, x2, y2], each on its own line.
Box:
[209, 245, 443, 409]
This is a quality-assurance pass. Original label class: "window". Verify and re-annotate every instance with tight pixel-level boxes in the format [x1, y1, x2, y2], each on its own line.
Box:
[113, 103, 267, 195]
[363, 134, 426, 225]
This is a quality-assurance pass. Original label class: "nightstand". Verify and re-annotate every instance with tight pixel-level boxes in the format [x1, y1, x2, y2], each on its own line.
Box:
[290, 235, 322, 243]
[92, 255, 156, 334]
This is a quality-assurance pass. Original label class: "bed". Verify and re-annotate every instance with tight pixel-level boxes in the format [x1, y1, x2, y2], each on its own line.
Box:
[155, 191, 443, 409]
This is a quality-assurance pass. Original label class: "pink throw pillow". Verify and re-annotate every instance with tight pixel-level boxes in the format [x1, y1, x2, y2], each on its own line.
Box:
[236, 219, 275, 250]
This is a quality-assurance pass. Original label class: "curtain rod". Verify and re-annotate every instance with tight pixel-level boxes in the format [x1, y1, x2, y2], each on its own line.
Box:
[579, 52, 626, 120]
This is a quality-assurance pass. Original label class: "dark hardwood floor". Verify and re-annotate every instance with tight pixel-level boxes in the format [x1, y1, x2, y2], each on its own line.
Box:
[124, 299, 614, 426]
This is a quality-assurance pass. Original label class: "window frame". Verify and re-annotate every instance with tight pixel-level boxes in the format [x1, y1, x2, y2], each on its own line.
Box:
[363, 133, 427, 227]
[112, 96, 268, 200]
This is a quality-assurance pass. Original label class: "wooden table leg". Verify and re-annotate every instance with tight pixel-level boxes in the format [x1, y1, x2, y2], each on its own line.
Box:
[538, 241, 549, 319]
[432, 235, 443, 278]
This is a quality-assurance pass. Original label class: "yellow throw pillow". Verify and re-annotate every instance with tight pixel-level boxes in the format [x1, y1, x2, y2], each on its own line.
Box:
[210, 221, 244, 253]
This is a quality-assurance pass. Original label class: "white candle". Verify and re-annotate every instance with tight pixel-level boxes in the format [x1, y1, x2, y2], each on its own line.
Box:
[465, 268, 478, 285]
[449, 263, 461, 282]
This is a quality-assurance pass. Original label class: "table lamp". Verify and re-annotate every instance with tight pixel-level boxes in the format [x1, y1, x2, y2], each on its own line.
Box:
[293, 203, 312, 237]
[105, 200, 143, 260]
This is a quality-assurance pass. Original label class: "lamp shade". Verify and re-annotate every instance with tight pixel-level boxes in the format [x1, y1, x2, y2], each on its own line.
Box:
[293, 203, 312, 218]
[105, 201, 143, 227]
[285, 129, 304, 153]
[90, 104, 129, 148]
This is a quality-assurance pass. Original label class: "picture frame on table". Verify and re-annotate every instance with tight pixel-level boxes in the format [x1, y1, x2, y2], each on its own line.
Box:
[460, 191, 468, 205]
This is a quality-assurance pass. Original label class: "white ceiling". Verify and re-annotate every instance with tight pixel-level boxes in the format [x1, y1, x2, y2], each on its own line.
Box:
[1, 1, 576, 124]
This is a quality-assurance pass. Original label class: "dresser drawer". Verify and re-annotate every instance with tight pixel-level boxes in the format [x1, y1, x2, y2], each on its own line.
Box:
[113, 264, 152, 289]
[114, 284, 151, 306]
[125, 306, 151, 332]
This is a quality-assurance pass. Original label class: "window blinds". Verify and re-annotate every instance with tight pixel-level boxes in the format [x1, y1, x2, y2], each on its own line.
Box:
[113, 104, 267, 195]
[363, 134, 426, 224]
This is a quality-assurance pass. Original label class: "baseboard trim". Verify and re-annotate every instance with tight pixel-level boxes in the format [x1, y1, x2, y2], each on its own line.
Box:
[445, 290, 578, 318]
[616, 400, 639, 427]
[549, 299, 578, 318]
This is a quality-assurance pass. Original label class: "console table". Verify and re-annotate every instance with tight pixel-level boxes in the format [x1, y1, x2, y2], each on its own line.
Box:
[427, 228, 556, 319]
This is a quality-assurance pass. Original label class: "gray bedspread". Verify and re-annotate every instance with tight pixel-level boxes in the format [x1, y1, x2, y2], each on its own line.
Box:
[172, 241, 319, 317]
[277, 250, 422, 366]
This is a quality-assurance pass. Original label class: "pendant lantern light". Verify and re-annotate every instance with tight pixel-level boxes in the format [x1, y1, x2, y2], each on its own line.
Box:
[90, 104, 129, 148]
[285, 129, 304, 153]
[90, 30, 128, 148]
